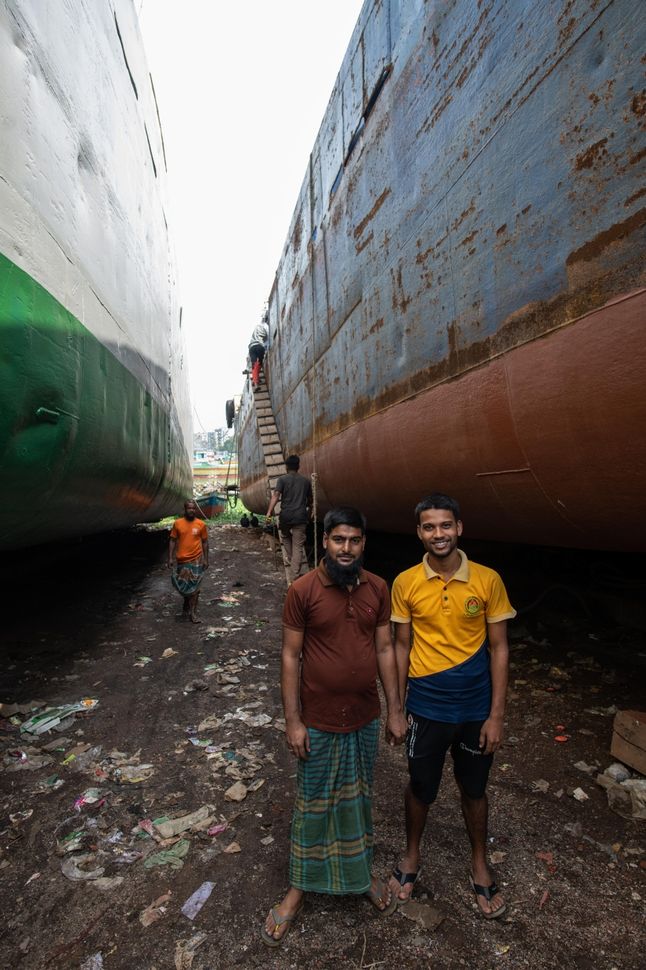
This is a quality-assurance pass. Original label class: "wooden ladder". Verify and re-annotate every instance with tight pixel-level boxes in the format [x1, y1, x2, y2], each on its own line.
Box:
[251, 375, 290, 580]
[252, 375, 285, 494]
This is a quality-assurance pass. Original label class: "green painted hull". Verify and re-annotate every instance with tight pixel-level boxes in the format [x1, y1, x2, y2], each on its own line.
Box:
[0, 253, 192, 550]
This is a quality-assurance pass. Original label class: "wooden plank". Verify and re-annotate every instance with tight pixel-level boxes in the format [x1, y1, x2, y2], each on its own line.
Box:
[611, 710, 646, 775]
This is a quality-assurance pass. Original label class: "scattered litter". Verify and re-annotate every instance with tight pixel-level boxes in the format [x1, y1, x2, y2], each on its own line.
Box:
[154, 806, 214, 839]
[56, 830, 86, 855]
[198, 714, 222, 732]
[134, 656, 153, 667]
[225, 781, 248, 802]
[531, 779, 550, 793]
[188, 738, 213, 748]
[490, 851, 506, 864]
[9, 810, 33, 825]
[61, 853, 105, 882]
[4, 748, 54, 772]
[144, 840, 190, 869]
[606, 778, 646, 820]
[0, 700, 45, 718]
[223, 841, 241, 854]
[25, 871, 41, 885]
[174, 932, 208, 970]
[605, 762, 631, 783]
[181, 881, 215, 920]
[222, 710, 272, 728]
[161, 648, 178, 659]
[74, 788, 105, 811]
[140, 891, 173, 926]
[113, 763, 155, 784]
[572, 787, 589, 801]
[20, 699, 99, 736]
[207, 822, 228, 837]
[539, 889, 550, 909]
[112, 849, 144, 865]
[80, 955, 104, 970]
[260, 835, 274, 846]
[92, 876, 125, 891]
[184, 679, 209, 693]
[64, 744, 103, 772]
[574, 761, 597, 775]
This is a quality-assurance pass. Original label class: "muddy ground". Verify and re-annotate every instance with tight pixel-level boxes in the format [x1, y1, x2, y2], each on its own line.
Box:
[1, 522, 644, 970]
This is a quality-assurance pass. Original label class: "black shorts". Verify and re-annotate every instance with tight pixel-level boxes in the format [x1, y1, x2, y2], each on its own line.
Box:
[249, 343, 265, 364]
[406, 712, 493, 804]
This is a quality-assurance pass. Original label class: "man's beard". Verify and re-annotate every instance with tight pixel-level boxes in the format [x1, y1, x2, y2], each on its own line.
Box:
[324, 552, 363, 588]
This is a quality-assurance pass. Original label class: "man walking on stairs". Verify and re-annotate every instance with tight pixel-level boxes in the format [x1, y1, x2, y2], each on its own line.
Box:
[266, 455, 312, 584]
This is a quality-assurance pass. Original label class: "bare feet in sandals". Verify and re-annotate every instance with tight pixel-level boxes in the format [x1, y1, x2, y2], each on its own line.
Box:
[365, 874, 397, 916]
[261, 888, 304, 946]
[389, 856, 421, 903]
[470, 866, 506, 919]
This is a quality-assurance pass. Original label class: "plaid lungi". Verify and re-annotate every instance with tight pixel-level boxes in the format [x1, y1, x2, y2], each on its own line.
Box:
[171, 560, 204, 597]
[289, 718, 379, 894]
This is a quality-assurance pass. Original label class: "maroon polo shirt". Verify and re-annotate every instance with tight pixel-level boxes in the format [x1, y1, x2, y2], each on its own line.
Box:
[282, 562, 391, 732]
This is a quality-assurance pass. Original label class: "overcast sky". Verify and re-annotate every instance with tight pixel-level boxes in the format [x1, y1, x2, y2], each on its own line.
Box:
[139, 0, 365, 434]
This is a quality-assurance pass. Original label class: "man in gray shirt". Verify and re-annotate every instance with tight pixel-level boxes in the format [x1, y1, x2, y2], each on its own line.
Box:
[266, 455, 312, 584]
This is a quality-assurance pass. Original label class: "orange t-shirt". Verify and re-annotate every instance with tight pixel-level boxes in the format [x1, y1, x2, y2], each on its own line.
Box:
[171, 517, 207, 563]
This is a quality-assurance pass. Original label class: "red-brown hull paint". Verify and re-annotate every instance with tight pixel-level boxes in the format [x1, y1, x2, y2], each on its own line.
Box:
[242, 290, 646, 550]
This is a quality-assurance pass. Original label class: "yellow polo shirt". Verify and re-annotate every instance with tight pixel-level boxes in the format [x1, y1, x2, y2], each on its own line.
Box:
[391, 551, 516, 721]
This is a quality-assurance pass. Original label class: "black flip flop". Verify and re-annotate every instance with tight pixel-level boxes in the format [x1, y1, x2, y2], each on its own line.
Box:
[469, 876, 507, 919]
[391, 865, 421, 904]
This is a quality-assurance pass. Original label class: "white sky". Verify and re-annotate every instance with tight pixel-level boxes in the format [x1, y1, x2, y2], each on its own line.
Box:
[139, 0, 365, 434]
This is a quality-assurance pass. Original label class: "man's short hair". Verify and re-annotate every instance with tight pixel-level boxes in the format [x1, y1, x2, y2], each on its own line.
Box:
[414, 493, 461, 523]
[323, 506, 367, 535]
[285, 455, 300, 471]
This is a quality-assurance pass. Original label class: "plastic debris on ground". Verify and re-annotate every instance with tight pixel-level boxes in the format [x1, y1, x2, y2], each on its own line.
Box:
[0, 700, 46, 718]
[143, 840, 191, 869]
[181, 880, 215, 920]
[153, 805, 215, 839]
[80, 955, 104, 970]
[224, 781, 247, 802]
[61, 853, 105, 882]
[174, 931, 208, 970]
[140, 890, 173, 926]
[19, 699, 99, 736]
[4, 748, 54, 772]
[207, 821, 228, 837]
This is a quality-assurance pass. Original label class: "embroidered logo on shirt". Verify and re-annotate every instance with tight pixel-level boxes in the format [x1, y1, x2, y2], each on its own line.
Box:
[464, 596, 483, 616]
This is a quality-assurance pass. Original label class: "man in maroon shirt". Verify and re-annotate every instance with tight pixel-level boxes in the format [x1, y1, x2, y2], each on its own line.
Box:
[261, 507, 407, 947]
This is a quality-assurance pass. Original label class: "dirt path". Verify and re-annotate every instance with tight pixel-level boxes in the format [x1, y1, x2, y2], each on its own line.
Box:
[1, 524, 644, 969]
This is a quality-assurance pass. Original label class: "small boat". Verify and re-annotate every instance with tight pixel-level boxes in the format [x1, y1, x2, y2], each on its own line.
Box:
[194, 491, 227, 520]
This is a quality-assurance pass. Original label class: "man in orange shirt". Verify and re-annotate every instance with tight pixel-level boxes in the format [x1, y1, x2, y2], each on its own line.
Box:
[168, 500, 209, 623]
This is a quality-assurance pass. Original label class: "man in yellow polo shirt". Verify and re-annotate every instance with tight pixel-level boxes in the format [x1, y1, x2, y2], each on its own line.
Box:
[389, 493, 515, 919]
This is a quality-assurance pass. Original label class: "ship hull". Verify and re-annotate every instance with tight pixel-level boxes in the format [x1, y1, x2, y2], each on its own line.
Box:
[0, 1, 192, 550]
[238, 0, 646, 551]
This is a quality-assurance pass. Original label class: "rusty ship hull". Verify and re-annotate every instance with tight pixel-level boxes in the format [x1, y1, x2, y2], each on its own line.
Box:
[238, 0, 646, 551]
